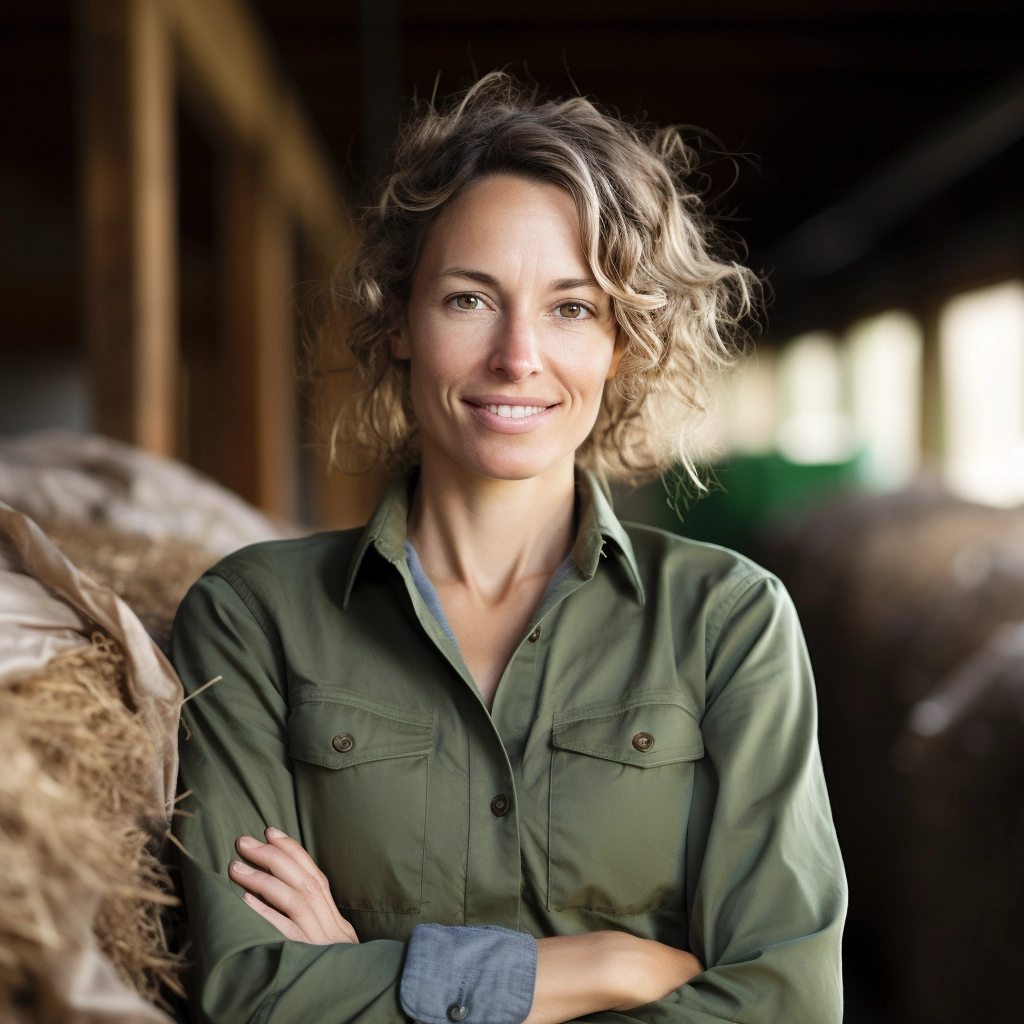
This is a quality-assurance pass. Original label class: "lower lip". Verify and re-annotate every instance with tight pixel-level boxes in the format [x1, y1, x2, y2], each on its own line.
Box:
[466, 402, 558, 433]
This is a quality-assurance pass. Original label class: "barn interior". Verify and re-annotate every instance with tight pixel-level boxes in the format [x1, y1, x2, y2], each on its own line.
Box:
[2, 2, 1023, 1022]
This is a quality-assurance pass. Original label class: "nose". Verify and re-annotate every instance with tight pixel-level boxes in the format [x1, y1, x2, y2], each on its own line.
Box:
[488, 308, 542, 382]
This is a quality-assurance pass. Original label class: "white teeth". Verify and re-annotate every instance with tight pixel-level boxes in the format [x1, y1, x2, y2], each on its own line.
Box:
[484, 404, 545, 418]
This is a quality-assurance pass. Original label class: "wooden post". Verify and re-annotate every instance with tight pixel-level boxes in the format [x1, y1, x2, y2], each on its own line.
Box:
[920, 306, 944, 474]
[221, 151, 299, 520]
[80, 0, 178, 455]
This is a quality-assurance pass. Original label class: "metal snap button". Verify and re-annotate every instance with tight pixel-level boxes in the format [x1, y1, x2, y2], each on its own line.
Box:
[447, 1004, 468, 1022]
[528, 626, 541, 643]
[632, 732, 654, 752]
[332, 733, 354, 753]
[490, 793, 510, 817]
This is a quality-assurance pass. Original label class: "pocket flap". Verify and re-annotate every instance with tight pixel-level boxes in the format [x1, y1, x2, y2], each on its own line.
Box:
[288, 696, 433, 770]
[552, 700, 703, 767]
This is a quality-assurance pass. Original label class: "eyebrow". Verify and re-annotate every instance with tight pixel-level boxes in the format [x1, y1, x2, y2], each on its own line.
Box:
[435, 268, 600, 291]
[434, 267, 499, 286]
[551, 277, 599, 290]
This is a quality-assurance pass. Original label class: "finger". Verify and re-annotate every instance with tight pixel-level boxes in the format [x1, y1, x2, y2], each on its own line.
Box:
[263, 829, 358, 942]
[263, 828, 332, 892]
[236, 836, 341, 940]
[229, 860, 328, 944]
[242, 892, 306, 942]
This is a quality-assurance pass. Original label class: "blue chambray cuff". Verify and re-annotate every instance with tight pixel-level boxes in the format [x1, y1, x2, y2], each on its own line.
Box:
[399, 923, 538, 1024]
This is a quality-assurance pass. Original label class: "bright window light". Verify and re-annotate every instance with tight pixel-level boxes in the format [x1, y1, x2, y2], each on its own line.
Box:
[724, 350, 779, 456]
[775, 332, 855, 464]
[683, 350, 780, 464]
[846, 311, 923, 490]
[940, 280, 1024, 507]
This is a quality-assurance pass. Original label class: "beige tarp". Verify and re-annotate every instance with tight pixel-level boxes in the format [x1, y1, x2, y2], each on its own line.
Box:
[0, 430, 296, 555]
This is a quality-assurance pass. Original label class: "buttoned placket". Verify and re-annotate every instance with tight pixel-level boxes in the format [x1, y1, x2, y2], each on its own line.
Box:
[386, 550, 523, 929]
[388, 546, 604, 931]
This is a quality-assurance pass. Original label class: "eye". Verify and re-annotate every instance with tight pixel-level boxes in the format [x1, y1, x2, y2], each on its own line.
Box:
[558, 302, 586, 319]
[454, 295, 481, 310]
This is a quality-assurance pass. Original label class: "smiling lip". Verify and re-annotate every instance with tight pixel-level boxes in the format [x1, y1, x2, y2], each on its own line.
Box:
[464, 397, 558, 433]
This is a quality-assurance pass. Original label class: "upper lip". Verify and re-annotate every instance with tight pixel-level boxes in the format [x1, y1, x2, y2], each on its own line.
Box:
[466, 396, 557, 408]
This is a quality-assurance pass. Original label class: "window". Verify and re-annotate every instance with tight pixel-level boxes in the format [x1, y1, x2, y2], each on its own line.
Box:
[846, 311, 923, 490]
[940, 280, 1024, 507]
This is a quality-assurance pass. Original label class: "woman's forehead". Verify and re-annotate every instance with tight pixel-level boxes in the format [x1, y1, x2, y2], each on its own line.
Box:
[421, 175, 592, 283]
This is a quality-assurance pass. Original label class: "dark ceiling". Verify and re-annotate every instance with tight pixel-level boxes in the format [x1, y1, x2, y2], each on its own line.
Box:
[249, 0, 1024, 329]
[2, 1, 1023, 351]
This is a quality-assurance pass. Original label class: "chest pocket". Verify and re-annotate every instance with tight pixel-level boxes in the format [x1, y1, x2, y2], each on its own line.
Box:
[548, 698, 704, 917]
[288, 694, 433, 914]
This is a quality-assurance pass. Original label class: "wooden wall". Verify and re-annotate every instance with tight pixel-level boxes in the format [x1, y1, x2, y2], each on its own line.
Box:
[78, 0, 379, 526]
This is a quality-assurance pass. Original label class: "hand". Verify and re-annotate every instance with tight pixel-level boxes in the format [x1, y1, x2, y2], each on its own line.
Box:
[229, 827, 359, 945]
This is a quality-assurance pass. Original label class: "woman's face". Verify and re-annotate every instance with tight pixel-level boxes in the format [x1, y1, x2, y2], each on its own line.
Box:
[392, 173, 624, 482]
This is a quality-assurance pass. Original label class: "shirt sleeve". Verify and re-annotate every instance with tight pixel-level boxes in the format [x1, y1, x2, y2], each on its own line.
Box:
[400, 924, 537, 1024]
[582, 573, 847, 1024]
[172, 571, 408, 1024]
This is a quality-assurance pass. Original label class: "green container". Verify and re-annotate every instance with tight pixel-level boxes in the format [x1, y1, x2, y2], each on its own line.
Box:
[615, 452, 864, 554]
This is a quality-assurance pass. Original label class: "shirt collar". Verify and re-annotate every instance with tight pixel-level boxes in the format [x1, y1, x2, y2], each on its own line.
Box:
[343, 468, 645, 608]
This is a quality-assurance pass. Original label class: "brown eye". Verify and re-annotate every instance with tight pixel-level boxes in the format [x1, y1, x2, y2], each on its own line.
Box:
[559, 303, 583, 319]
[455, 295, 480, 310]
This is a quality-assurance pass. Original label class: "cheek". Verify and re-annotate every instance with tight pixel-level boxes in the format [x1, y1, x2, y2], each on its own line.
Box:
[409, 322, 472, 386]
[554, 336, 617, 399]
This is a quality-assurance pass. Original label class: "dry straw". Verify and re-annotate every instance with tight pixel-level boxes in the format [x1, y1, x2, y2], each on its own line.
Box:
[0, 634, 185, 1017]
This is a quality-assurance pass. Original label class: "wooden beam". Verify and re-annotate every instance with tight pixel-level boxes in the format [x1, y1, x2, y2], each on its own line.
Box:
[167, 0, 355, 262]
[220, 151, 299, 520]
[80, 0, 178, 455]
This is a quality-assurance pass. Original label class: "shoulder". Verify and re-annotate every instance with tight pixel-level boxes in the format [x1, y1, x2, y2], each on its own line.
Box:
[182, 529, 364, 619]
[622, 520, 776, 599]
[619, 521, 792, 651]
[212, 529, 361, 585]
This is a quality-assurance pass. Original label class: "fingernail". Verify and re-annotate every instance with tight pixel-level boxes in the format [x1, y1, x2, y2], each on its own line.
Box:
[230, 860, 254, 874]
[265, 826, 285, 839]
[237, 835, 259, 848]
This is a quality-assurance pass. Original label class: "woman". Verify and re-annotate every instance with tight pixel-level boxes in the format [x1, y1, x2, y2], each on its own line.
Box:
[173, 74, 846, 1024]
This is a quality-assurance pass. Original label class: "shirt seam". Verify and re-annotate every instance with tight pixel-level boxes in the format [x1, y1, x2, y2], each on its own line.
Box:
[208, 564, 280, 652]
[704, 568, 773, 676]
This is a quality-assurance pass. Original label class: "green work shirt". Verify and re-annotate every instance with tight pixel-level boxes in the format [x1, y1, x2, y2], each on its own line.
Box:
[172, 471, 847, 1024]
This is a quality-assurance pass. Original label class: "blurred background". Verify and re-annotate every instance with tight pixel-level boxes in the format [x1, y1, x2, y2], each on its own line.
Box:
[2, 1, 1024, 1021]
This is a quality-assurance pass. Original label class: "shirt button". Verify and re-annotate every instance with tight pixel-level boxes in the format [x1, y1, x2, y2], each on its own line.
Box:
[528, 626, 541, 643]
[447, 1005, 468, 1022]
[490, 793, 510, 816]
[332, 733, 355, 753]
[632, 732, 654, 752]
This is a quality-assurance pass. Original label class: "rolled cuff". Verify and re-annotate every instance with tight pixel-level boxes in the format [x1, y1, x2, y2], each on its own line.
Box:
[399, 923, 538, 1024]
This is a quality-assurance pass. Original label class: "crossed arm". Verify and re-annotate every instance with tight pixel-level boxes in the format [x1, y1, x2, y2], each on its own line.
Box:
[229, 828, 704, 1024]
[174, 571, 846, 1024]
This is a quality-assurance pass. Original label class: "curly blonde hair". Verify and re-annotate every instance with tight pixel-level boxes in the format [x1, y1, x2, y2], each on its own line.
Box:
[330, 72, 758, 487]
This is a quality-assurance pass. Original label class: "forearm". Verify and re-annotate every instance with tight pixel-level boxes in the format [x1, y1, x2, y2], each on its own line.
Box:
[525, 933, 703, 1024]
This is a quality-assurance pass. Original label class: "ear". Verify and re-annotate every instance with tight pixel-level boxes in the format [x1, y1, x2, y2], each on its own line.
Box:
[389, 320, 412, 360]
[605, 328, 627, 381]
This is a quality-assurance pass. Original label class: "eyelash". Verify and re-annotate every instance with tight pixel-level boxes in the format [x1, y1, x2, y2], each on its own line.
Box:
[448, 294, 596, 318]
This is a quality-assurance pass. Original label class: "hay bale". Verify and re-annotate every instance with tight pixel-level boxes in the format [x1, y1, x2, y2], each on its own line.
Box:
[0, 635, 184, 1020]
[36, 519, 216, 644]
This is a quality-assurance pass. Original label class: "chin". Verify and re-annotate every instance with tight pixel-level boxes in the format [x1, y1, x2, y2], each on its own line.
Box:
[459, 440, 573, 482]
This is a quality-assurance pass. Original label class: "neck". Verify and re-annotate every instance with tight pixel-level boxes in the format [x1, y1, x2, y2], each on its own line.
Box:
[406, 442, 576, 601]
